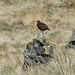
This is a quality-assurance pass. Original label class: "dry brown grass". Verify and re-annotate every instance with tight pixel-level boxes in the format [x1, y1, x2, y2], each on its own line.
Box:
[0, 0, 75, 75]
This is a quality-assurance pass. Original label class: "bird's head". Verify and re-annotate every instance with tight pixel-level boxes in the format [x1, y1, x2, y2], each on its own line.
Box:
[37, 20, 40, 23]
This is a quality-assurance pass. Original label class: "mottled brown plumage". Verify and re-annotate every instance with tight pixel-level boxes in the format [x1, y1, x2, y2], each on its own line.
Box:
[37, 20, 50, 31]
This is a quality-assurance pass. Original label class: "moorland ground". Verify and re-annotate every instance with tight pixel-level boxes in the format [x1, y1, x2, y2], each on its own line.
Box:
[0, 0, 75, 75]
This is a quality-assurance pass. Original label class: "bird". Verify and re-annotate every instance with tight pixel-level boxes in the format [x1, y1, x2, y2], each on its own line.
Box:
[37, 20, 50, 32]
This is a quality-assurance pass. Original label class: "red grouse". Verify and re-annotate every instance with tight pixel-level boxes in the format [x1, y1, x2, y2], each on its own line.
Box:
[37, 20, 50, 31]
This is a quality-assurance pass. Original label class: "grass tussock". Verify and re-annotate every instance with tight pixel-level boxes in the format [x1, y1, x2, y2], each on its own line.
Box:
[1, 65, 15, 75]
[0, 0, 75, 75]
[0, 22, 12, 32]
[61, 0, 75, 8]
[24, 49, 75, 75]
[0, 43, 8, 51]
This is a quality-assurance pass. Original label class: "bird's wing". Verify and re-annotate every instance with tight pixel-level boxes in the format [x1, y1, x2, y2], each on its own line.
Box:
[41, 23, 49, 29]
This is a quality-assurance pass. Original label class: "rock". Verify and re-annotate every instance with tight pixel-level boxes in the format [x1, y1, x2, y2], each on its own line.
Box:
[33, 46, 45, 55]
[24, 52, 30, 58]
[29, 49, 38, 61]
[37, 32, 47, 45]
[30, 49, 37, 55]
[23, 32, 53, 70]
[38, 56, 46, 63]
[26, 42, 34, 51]
[24, 57, 35, 66]
[65, 29, 75, 50]
[38, 56, 49, 63]
[43, 46, 53, 57]
[33, 39, 44, 46]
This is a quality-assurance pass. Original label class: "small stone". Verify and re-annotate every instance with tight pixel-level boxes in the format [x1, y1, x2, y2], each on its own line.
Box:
[33, 46, 45, 55]
[33, 39, 44, 46]
[24, 58, 33, 66]
[30, 49, 37, 55]
[37, 32, 47, 45]
[24, 53, 30, 58]
[37, 32, 46, 40]
[26, 42, 33, 50]
[38, 56, 46, 63]
[23, 49, 30, 53]
[43, 46, 53, 57]
[29, 49, 37, 59]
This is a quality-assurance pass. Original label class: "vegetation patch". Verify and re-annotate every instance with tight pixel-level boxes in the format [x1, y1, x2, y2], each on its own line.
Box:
[1, 65, 15, 75]
[0, 44, 8, 51]
[0, 22, 12, 32]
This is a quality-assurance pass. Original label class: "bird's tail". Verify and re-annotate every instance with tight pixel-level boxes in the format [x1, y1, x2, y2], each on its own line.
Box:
[48, 28, 50, 31]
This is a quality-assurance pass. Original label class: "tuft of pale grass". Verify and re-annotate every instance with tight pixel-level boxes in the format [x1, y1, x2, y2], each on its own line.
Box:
[61, 0, 75, 8]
